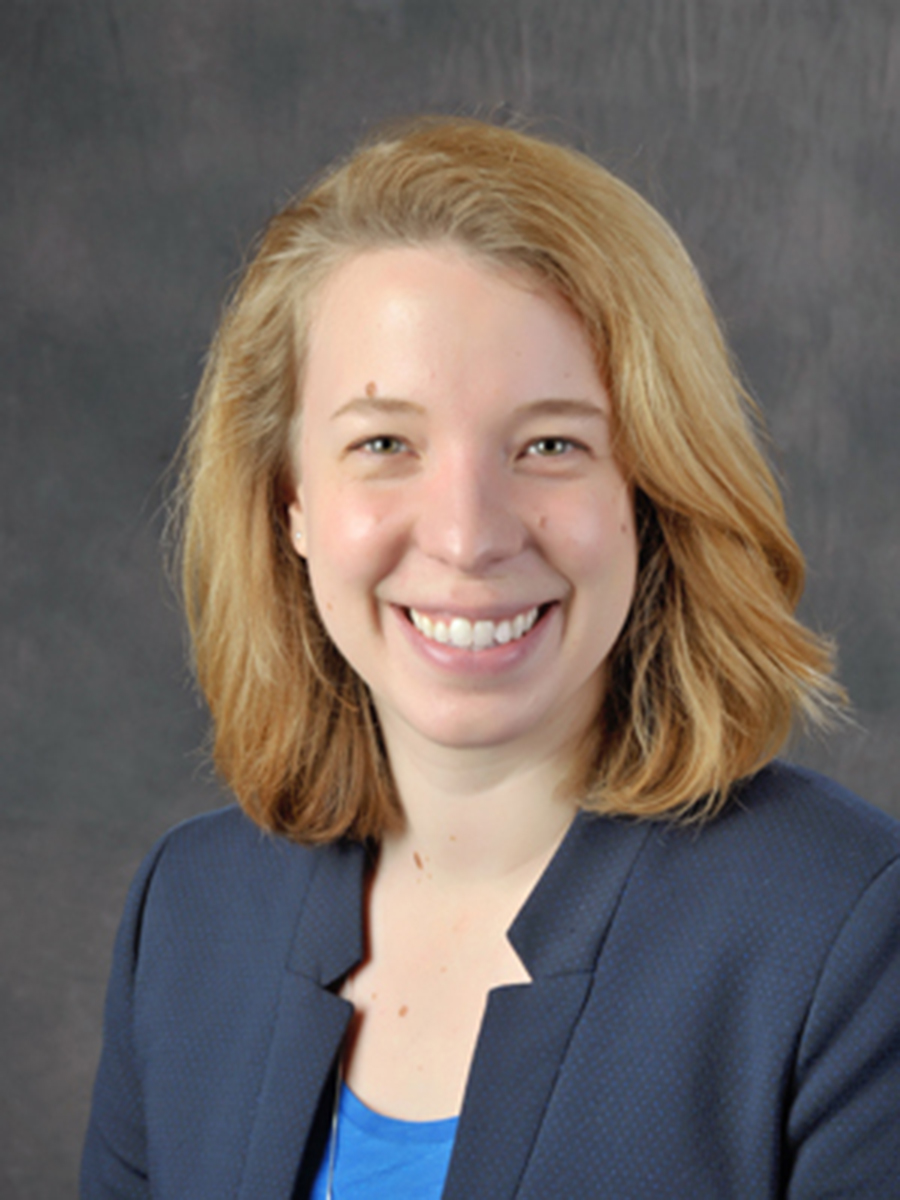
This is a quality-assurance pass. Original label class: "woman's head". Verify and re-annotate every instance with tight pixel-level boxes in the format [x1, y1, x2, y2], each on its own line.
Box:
[177, 116, 840, 840]
[284, 243, 639, 785]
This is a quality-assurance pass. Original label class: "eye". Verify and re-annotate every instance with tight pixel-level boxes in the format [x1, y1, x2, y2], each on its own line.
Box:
[525, 436, 579, 457]
[357, 435, 410, 455]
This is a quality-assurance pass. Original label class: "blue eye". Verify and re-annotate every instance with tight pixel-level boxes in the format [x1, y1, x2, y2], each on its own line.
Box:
[527, 437, 576, 456]
[360, 435, 408, 455]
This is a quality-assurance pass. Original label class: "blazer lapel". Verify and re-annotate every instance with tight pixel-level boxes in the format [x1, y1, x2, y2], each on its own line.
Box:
[443, 814, 652, 1200]
[237, 839, 368, 1200]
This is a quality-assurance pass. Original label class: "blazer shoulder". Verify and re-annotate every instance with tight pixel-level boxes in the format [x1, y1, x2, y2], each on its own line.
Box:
[149, 803, 318, 879]
[634, 762, 900, 954]
[731, 760, 900, 874]
[122, 807, 345, 962]
[636, 762, 900, 950]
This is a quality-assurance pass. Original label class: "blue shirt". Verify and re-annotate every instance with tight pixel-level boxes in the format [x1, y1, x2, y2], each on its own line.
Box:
[310, 1086, 458, 1199]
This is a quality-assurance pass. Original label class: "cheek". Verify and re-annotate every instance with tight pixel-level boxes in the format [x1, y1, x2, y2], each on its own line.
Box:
[545, 484, 637, 581]
[304, 488, 400, 600]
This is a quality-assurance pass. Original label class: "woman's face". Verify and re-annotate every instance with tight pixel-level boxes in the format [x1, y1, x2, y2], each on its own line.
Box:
[288, 245, 637, 761]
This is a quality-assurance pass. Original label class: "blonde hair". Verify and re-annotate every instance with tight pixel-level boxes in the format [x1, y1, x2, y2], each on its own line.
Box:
[175, 115, 841, 841]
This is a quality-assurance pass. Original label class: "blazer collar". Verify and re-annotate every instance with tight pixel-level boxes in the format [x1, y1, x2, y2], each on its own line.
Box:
[283, 808, 652, 984]
[237, 838, 369, 1200]
[238, 813, 652, 1200]
[286, 837, 370, 984]
[509, 809, 652, 976]
[445, 811, 653, 1199]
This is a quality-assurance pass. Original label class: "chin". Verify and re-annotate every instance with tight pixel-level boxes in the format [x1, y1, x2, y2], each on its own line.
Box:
[428, 725, 524, 751]
[389, 697, 569, 756]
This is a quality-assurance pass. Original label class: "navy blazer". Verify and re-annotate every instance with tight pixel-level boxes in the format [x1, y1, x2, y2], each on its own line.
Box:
[82, 763, 900, 1198]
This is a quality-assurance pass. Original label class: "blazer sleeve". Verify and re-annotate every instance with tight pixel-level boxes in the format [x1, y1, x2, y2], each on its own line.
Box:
[80, 835, 171, 1199]
[788, 854, 900, 1198]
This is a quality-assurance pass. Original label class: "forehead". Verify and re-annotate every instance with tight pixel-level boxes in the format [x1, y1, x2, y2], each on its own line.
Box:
[302, 244, 600, 392]
[310, 242, 548, 322]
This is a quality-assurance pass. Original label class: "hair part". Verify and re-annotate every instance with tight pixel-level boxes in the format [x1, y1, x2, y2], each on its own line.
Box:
[172, 115, 843, 841]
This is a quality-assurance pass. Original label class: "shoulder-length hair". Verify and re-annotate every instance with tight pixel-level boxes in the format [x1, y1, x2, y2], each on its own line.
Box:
[175, 115, 841, 842]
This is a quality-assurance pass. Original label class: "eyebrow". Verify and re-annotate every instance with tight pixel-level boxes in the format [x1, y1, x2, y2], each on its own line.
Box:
[331, 397, 426, 421]
[513, 398, 609, 421]
[330, 396, 608, 421]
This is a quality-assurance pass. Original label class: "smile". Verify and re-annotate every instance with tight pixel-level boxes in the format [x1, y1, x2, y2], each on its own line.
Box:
[407, 606, 542, 650]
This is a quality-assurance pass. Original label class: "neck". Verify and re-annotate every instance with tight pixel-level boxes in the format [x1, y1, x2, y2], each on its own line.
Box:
[376, 718, 581, 888]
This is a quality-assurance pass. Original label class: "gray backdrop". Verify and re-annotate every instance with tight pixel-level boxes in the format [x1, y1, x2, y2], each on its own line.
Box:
[3, 1, 899, 1194]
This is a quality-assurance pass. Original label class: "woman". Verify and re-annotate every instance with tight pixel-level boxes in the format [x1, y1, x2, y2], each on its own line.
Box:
[82, 117, 900, 1198]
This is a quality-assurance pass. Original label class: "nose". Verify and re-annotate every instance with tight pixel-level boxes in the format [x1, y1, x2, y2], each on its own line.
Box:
[415, 448, 525, 573]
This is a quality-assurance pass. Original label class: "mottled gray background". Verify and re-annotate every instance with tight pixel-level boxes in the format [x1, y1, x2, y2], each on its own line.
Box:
[2, 1, 899, 1194]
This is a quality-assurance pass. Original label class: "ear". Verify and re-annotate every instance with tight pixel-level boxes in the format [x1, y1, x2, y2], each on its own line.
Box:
[287, 490, 306, 559]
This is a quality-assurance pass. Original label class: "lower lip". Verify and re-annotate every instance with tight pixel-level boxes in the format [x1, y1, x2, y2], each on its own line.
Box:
[390, 604, 557, 677]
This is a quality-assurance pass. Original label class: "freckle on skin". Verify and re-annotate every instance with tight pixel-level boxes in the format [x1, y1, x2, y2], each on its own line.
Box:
[399, 1005, 409, 1017]
[365, 380, 377, 397]
[413, 852, 423, 869]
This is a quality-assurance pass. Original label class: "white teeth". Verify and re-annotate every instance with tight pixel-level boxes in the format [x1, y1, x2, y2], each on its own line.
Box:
[473, 620, 494, 649]
[449, 617, 473, 648]
[409, 607, 541, 650]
